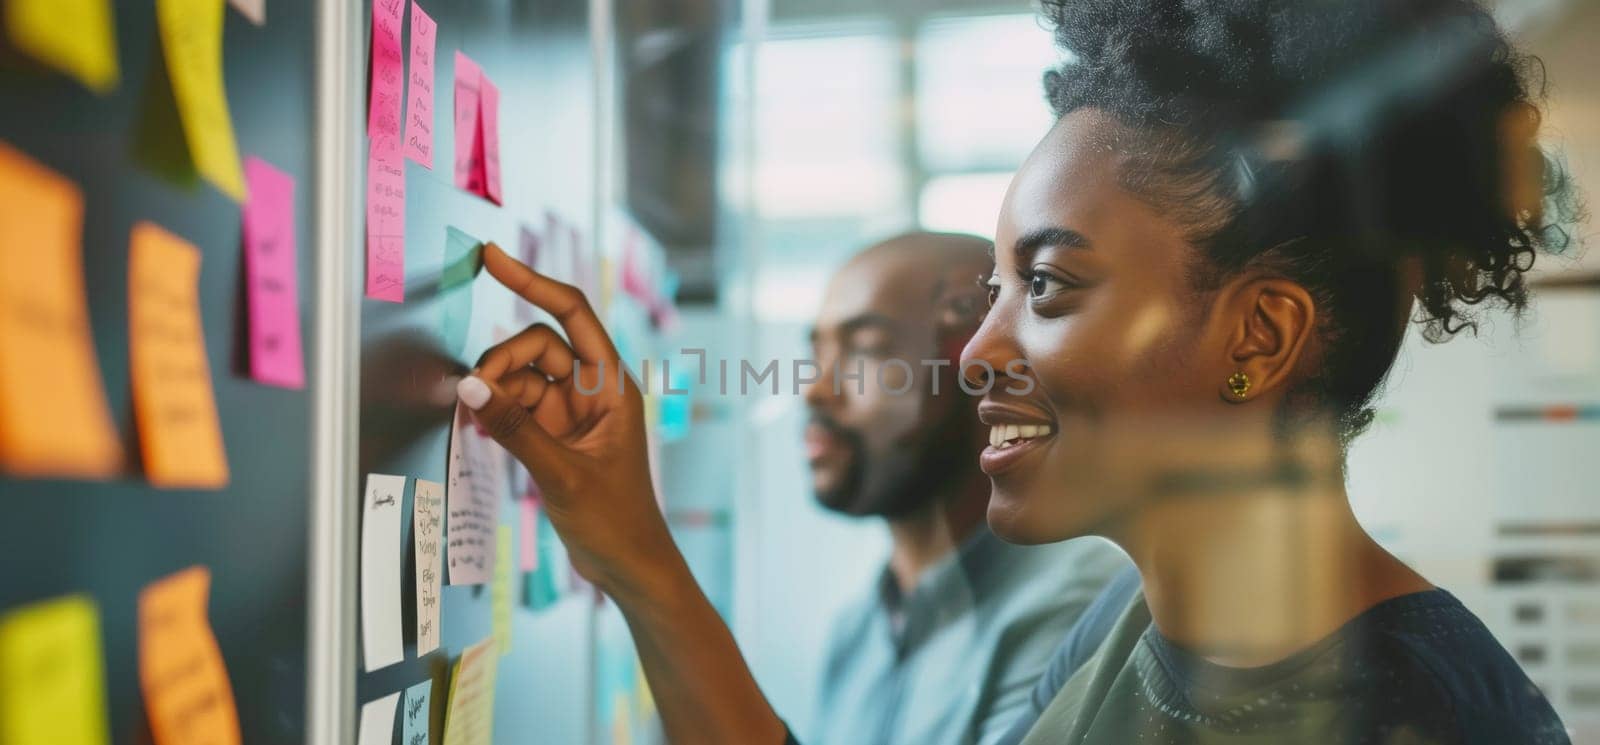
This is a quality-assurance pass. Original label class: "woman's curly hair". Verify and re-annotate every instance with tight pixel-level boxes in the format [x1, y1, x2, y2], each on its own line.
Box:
[1039, 0, 1585, 438]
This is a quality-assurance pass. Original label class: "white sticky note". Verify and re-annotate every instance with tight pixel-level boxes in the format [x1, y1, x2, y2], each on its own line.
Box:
[361, 473, 406, 672]
[357, 691, 401, 745]
[413, 478, 444, 655]
[226, 0, 264, 25]
[446, 404, 506, 585]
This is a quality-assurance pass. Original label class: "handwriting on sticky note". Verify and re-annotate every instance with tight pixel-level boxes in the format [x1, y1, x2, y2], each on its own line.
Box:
[4, 0, 119, 92]
[362, 473, 406, 672]
[479, 73, 502, 204]
[446, 404, 505, 585]
[442, 639, 497, 745]
[128, 222, 230, 489]
[0, 595, 111, 745]
[241, 157, 305, 389]
[368, 0, 405, 148]
[453, 52, 484, 194]
[357, 691, 400, 745]
[138, 567, 241, 745]
[402, 2, 437, 168]
[365, 138, 406, 302]
[403, 678, 433, 745]
[413, 478, 444, 655]
[0, 142, 123, 479]
[492, 525, 513, 656]
[157, 0, 246, 201]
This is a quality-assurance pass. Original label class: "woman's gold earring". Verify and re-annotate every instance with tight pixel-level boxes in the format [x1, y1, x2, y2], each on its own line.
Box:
[1226, 372, 1252, 399]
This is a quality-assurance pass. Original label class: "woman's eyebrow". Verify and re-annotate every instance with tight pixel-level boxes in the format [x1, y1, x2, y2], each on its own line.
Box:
[1012, 227, 1092, 262]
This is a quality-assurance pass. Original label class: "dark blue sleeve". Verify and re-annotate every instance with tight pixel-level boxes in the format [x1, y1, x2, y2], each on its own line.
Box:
[785, 723, 802, 745]
[993, 565, 1142, 745]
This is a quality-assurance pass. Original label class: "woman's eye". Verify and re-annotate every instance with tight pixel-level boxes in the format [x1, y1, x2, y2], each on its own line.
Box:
[1028, 271, 1067, 299]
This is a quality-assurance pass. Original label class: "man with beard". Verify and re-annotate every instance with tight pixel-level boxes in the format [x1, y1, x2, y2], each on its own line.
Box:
[802, 232, 1127, 745]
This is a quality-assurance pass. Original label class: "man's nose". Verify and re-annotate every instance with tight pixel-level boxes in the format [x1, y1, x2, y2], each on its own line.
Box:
[804, 350, 839, 410]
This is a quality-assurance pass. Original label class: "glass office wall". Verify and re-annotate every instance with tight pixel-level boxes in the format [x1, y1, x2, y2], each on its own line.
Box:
[692, 0, 1600, 742]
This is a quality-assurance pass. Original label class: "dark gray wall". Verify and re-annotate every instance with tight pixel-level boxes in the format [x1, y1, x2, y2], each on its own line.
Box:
[0, 2, 318, 743]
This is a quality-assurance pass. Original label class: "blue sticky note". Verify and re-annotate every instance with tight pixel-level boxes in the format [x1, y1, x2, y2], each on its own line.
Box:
[402, 678, 432, 745]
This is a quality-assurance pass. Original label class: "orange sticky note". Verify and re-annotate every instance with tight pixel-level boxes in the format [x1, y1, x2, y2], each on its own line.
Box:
[138, 567, 241, 745]
[128, 222, 230, 489]
[0, 142, 123, 479]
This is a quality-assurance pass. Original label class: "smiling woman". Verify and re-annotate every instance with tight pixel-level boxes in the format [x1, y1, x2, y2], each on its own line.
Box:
[957, 0, 1585, 742]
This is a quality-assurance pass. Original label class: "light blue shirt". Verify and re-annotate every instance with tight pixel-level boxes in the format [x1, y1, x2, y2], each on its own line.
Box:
[812, 528, 1129, 745]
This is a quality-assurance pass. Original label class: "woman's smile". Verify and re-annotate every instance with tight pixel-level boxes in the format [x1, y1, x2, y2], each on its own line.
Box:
[977, 400, 1057, 477]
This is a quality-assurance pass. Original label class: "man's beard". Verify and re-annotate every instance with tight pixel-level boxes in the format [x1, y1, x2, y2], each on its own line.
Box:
[811, 403, 974, 520]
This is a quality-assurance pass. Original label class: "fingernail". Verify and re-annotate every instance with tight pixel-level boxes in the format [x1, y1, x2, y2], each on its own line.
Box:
[457, 376, 491, 410]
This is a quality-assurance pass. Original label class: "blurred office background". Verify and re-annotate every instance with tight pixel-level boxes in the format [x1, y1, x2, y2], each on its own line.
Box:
[624, 0, 1600, 742]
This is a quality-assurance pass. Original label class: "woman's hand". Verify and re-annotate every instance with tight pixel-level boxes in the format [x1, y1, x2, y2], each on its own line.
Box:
[455, 242, 676, 597]
[458, 244, 788, 744]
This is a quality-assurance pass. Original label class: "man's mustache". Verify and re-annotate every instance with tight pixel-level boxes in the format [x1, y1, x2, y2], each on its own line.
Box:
[809, 411, 865, 453]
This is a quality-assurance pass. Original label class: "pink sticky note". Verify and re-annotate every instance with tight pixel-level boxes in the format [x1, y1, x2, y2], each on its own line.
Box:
[518, 498, 538, 572]
[620, 228, 650, 303]
[241, 158, 304, 389]
[367, 0, 405, 149]
[480, 72, 502, 205]
[453, 52, 484, 195]
[518, 224, 541, 267]
[401, 2, 436, 168]
[365, 137, 406, 302]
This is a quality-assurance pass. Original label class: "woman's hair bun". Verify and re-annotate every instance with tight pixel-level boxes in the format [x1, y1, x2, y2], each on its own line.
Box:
[1038, 0, 1586, 436]
[1041, 0, 1585, 338]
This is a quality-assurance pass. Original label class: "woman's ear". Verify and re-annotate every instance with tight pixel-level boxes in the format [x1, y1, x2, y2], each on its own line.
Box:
[1218, 276, 1316, 403]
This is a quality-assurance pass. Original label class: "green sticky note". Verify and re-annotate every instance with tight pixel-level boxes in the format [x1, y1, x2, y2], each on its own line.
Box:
[440, 227, 484, 291]
[492, 525, 513, 656]
[524, 512, 562, 611]
[439, 226, 482, 358]
[0, 595, 111, 745]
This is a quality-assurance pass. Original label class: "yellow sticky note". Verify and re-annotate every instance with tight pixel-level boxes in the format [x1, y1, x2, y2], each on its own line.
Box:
[138, 567, 242, 745]
[129, 222, 230, 489]
[3, 0, 119, 93]
[442, 638, 497, 745]
[0, 595, 111, 745]
[492, 525, 512, 656]
[156, 0, 246, 202]
[0, 141, 123, 479]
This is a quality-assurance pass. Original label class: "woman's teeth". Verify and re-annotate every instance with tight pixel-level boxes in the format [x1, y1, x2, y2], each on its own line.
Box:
[988, 424, 1054, 448]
